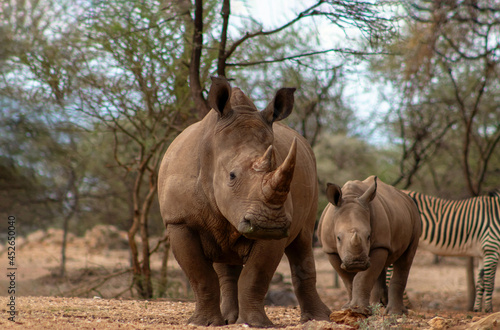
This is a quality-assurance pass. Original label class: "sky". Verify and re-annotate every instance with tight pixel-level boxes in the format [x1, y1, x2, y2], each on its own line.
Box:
[232, 0, 342, 47]
[232, 0, 391, 145]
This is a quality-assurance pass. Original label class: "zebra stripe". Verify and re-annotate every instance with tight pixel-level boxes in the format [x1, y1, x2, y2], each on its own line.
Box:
[405, 189, 500, 312]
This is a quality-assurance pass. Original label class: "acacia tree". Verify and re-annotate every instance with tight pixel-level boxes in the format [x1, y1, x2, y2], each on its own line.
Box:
[372, 0, 500, 309]
[2, 0, 400, 299]
[0, 0, 97, 277]
[188, 0, 397, 118]
[73, 0, 199, 298]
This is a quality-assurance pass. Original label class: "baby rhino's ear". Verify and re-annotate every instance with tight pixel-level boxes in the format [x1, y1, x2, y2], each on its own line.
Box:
[326, 183, 343, 207]
[359, 176, 377, 205]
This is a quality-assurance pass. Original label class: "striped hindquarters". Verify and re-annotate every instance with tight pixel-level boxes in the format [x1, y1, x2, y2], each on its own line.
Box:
[406, 191, 500, 256]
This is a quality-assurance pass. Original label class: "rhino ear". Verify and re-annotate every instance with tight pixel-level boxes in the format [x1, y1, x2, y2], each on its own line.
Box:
[326, 183, 343, 207]
[261, 87, 296, 124]
[359, 176, 377, 205]
[208, 76, 232, 117]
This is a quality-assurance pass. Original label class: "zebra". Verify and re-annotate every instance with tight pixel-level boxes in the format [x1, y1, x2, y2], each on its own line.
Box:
[404, 189, 500, 312]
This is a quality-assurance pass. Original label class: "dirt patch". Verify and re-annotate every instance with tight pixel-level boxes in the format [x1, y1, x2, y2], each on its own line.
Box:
[1, 227, 500, 329]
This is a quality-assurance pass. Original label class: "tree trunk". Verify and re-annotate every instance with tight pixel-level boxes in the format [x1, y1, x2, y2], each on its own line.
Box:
[217, 0, 230, 77]
[59, 167, 78, 278]
[59, 213, 70, 277]
[128, 214, 148, 297]
[128, 164, 160, 299]
[139, 214, 153, 298]
[190, 0, 210, 118]
[128, 167, 153, 298]
[158, 234, 171, 298]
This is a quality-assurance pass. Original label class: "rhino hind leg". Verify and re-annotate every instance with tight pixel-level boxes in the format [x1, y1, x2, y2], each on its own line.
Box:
[168, 225, 225, 326]
[285, 231, 331, 322]
[370, 268, 388, 307]
[214, 263, 242, 324]
[385, 246, 417, 315]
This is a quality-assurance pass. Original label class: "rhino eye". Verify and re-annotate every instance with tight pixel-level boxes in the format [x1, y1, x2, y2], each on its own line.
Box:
[367, 235, 371, 241]
[229, 172, 236, 180]
[337, 236, 341, 242]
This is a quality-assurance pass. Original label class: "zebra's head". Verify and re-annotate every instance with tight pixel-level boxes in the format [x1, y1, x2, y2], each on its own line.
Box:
[325, 177, 378, 272]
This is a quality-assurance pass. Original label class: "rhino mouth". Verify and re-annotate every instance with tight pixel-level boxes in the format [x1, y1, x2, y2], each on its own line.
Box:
[340, 259, 371, 272]
[237, 218, 290, 240]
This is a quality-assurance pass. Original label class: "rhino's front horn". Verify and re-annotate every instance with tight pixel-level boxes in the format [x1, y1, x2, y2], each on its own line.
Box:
[262, 138, 297, 204]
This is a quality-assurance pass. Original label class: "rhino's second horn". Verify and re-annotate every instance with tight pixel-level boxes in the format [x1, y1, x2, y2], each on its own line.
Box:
[253, 145, 274, 172]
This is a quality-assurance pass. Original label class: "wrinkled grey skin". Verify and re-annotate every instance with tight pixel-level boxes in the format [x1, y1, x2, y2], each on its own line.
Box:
[158, 77, 330, 327]
[317, 176, 421, 315]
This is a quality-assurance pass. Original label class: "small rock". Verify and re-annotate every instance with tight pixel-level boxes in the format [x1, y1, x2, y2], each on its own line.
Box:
[330, 309, 367, 327]
[428, 316, 451, 329]
[466, 312, 500, 330]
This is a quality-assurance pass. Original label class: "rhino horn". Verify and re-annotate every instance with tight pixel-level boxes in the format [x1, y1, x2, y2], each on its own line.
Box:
[262, 138, 297, 204]
[351, 232, 362, 247]
[253, 145, 274, 172]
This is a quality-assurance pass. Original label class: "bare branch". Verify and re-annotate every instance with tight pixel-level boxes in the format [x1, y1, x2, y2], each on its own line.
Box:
[224, 1, 325, 61]
[227, 48, 392, 68]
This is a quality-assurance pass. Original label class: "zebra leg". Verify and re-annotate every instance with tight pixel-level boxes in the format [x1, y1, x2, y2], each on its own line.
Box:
[481, 253, 499, 313]
[473, 265, 485, 312]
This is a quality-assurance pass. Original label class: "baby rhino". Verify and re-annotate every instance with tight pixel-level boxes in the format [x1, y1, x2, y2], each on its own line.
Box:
[317, 176, 421, 315]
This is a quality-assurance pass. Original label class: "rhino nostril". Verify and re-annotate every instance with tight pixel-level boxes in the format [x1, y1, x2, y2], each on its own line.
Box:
[237, 219, 254, 234]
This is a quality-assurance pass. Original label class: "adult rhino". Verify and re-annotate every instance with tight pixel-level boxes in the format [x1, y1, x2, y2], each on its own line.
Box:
[158, 77, 330, 327]
[317, 176, 421, 315]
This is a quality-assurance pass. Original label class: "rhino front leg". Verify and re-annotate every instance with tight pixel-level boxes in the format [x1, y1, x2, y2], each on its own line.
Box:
[285, 231, 331, 322]
[327, 253, 355, 308]
[349, 248, 388, 315]
[214, 263, 242, 324]
[236, 242, 285, 327]
[168, 225, 225, 326]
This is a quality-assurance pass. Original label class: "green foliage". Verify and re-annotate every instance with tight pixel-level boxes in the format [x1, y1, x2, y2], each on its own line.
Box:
[314, 133, 399, 220]
[315, 133, 398, 187]
[356, 304, 411, 330]
[368, 0, 500, 197]
[0, 0, 184, 240]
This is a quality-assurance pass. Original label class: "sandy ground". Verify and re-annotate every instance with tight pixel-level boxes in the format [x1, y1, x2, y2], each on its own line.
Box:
[1, 228, 500, 329]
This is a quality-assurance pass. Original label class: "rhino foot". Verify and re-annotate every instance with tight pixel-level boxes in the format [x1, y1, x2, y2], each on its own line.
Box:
[343, 304, 371, 316]
[222, 310, 238, 325]
[236, 314, 274, 328]
[299, 311, 331, 323]
[299, 304, 331, 322]
[384, 304, 408, 315]
[188, 313, 225, 326]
